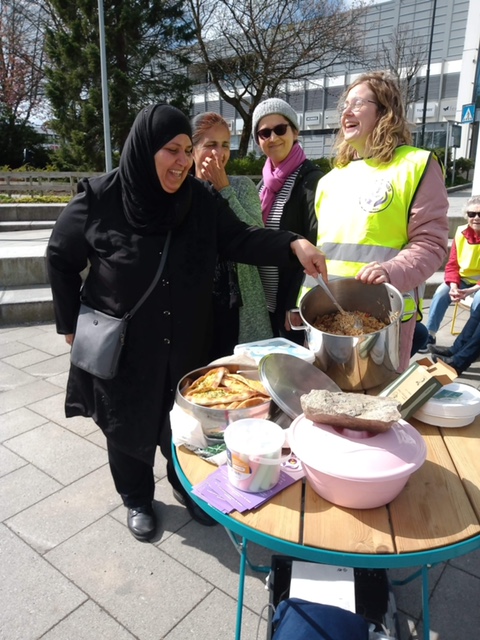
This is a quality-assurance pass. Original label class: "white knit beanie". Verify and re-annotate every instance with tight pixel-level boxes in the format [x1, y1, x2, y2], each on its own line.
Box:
[252, 98, 299, 143]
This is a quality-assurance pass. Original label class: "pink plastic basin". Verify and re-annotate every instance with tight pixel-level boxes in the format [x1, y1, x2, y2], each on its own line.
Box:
[288, 415, 427, 509]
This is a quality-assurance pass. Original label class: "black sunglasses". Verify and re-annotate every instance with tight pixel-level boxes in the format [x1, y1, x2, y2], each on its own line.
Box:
[257, 123, 291, 140]
[467, 211, 480, 218]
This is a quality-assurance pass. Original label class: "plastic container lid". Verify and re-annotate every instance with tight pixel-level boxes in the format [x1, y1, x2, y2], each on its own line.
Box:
[414, 382, 480, 420]
[413, 408, 475, 428]
[288, 416, 426, 481]
[234, 337, 315, 365]
[223, 419, 285, 456]
[258, 353, 341, 420]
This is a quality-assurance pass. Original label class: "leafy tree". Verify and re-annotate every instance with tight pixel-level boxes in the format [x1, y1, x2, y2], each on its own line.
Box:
[186, 0, 369, 155]
[43, 0, 194, 171]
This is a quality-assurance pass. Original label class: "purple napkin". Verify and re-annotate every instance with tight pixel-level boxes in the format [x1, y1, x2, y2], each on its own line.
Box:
[192, 463, 304, 513]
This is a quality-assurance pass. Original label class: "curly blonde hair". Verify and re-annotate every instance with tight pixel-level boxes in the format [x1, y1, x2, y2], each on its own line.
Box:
[334, 71, 412, 167]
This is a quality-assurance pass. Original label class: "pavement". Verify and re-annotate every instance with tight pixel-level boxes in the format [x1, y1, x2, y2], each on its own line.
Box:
[2, 188, 480, 640]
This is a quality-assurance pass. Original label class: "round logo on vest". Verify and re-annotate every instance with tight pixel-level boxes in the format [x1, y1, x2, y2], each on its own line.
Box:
[359, 179, 394, 213]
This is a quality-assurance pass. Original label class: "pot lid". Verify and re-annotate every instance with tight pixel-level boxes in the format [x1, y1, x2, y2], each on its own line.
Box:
[415, 382, 480, 419]
[288, 415, 426, 481]
[258, 353, 341, 420]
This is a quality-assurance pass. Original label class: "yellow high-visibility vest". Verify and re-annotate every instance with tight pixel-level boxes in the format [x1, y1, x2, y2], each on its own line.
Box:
[454, 224, 480, 283]
[299, 146, 433, 321]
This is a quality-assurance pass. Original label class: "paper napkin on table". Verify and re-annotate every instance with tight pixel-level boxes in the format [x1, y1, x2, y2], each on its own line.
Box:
[192, 463, 304, 513]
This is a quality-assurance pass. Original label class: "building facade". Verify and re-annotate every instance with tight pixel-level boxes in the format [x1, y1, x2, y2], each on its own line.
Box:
[191, 0, 479, 161]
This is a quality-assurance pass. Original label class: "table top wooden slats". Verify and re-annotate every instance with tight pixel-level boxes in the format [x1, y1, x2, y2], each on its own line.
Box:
[302, 483, 395, 554]
[389, 421, 480, 553]
[441, 419, 480, 522]
[176, 413, 480, 557]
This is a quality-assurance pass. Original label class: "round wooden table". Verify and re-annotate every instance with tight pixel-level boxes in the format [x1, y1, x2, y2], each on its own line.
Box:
[174, 415, 480, 639]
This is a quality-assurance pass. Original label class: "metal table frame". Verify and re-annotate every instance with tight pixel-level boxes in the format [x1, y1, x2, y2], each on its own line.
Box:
[173, 446, 480, 640]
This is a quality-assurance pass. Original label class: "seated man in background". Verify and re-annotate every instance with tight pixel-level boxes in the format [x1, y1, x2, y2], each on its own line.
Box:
[429, 304, 480, 375]
[421, 195, 480, 352]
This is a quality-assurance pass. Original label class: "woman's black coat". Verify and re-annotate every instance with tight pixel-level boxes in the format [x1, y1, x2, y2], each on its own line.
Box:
[47, 170, 299, 464]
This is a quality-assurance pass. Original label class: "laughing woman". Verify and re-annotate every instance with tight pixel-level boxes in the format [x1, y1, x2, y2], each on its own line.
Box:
[192, 112, 272, 359]
[300, 71, 449, 369]
[47, 104, 327, 543]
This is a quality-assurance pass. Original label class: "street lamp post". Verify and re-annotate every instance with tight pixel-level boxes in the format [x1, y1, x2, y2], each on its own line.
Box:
[98, 0, 112, 172]
[419, 0, 437, 148]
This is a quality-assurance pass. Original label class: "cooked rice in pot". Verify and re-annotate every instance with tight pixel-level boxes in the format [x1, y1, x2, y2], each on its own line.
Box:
[313, 311, 388, 336]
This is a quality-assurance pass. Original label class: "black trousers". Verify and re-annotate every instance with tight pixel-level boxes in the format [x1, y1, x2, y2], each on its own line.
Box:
[106, 385, 187, 507]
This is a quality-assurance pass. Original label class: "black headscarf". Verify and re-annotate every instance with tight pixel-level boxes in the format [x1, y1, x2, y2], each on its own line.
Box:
[118, 104, 193, 234]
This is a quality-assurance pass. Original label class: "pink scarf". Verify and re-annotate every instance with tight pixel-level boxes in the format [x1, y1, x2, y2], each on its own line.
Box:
[260, 142, 307, 223]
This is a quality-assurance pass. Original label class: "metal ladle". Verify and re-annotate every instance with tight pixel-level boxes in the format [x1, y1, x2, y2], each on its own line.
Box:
[316, 275, 363, 331]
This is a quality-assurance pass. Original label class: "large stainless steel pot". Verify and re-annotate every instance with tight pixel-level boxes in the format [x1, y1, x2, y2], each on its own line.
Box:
[292, 280, 407, 391]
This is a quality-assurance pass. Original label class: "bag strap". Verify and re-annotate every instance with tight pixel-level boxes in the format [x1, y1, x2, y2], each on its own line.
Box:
[127, 230, 172, 319]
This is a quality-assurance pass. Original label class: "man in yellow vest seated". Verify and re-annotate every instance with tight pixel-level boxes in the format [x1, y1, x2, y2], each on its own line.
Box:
[421, 195, 480, 351]
[298, 71, 449, 371]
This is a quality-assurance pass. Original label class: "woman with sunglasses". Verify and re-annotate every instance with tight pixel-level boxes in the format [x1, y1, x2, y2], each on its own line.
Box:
[299, 71, 449, 370]
[423, 195, 480, 350]
[252, 98, 323, 343]
[192, 112, 272, 359]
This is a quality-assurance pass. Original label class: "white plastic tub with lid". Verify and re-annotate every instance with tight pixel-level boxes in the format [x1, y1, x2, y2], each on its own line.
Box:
[413, 382, 480, 428]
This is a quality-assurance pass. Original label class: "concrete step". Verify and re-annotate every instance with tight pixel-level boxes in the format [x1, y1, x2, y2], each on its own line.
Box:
[0, 229, 51, 287]
[0, 284, 54, 325]
[0, 203, 65, 222]
[0, 221, 56, 232]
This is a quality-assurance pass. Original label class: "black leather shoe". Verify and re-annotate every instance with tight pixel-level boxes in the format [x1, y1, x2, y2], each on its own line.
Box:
[429, 344, 453, 357]
[172, 489, 217, 527]
[430, 353, 459, 374]
[127, 504, 156, 541]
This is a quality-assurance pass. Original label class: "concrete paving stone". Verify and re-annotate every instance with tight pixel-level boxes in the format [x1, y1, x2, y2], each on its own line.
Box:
[448, 546, 480, 577]
[6, 465, 120, 554]
[163, 587, 269, 640]
[3, 347, 56, 368]
[0, 464, 62, 521]
[19, 331, 71, 357]
[4, 422, 107, 485]
[0, 525, 87, 640]
[28, 393, 97, 437]
[159, 513, 272, 614]
[0, 379, 62, 414]
[41, 600, 136, 640]
[0, 324, 50, 344]
[23, 352, 71, 378]
[44, 370, 70, 389]
[416, 563, 480, 640]
[45, 516, 214, 640]
[388, 563, 446, 623]
[0, 339, 31, 358]
[0, 406, 48, 441]
[86, 427, 108, 449]
[0, 443, 28, 476]
[0, 359, 37, 391]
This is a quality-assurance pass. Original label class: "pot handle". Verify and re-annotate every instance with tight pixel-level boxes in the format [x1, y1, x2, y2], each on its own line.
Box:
[399, 292, 417, 322]
[287, 308, 306, 331]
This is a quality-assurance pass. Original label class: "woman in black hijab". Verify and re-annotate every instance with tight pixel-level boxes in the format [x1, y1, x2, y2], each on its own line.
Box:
[47, 104, 326, 542]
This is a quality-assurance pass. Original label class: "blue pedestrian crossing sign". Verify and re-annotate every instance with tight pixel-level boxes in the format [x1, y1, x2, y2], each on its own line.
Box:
[461, 104, 475, 123]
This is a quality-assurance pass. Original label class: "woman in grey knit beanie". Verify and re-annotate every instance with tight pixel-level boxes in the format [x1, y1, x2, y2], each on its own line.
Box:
[251, 97, 322, 344]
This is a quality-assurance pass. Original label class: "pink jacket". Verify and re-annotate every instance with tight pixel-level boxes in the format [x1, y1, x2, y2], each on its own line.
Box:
[379, 158, 449, 370]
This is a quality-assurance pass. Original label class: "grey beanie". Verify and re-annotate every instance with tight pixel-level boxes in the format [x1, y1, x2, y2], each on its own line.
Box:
[252, 98, 299, 143]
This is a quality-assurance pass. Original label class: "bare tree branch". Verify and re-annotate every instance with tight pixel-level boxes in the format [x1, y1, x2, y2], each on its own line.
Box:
[186, 0, 369, 154]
